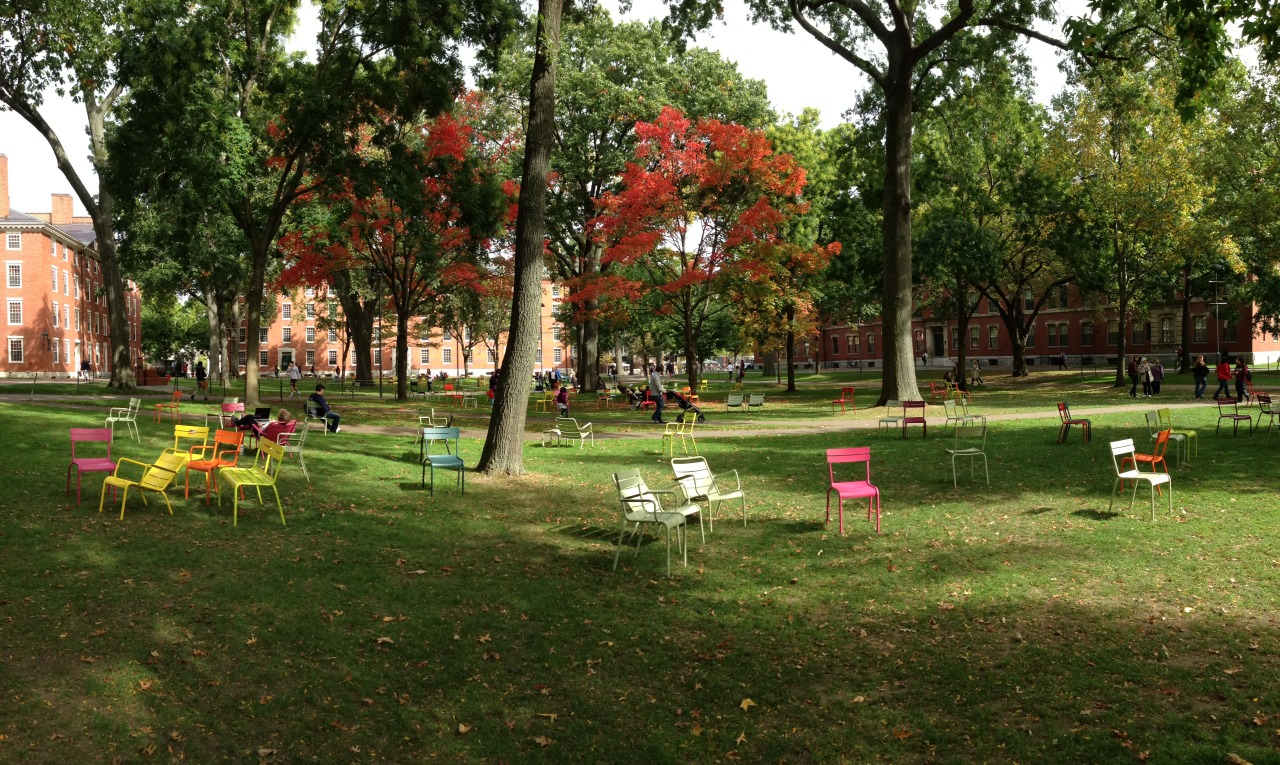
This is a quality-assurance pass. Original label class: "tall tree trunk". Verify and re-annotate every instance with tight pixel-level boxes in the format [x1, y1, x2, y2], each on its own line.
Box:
[222, 300, 242, 385]
[204, 290, 223, 384]
[243, 236, 270, 407]
[341, 297, 376, 384]
[878, 58, 921, 406]
[684, 300, 699, 392]
[785, 326, 796, 393]
[478, 0, 561, 476]
[1011, 328, 1029, 378]
[579, 311, 599, 391]
[1179, 268, 1192, 374]
[395, 311, 410, 400]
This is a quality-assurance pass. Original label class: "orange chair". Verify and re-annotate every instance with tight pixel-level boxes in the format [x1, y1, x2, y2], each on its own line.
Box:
[185, 429, 245, 504]
[825, 447, 881, 535]
[902, 401, 927, 438]
[154, 389, 184, 423]
[1121, 430, 1171, 493]
[831, 386, 856, 414]
[927, 381, 949, 404]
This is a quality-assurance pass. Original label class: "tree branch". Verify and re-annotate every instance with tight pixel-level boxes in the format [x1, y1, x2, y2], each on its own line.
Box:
[912, 0, 975, 64]
[790, 0, 887, 91]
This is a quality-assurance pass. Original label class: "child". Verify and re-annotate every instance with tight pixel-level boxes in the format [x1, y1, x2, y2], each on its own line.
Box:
[554, 381, 570, 417]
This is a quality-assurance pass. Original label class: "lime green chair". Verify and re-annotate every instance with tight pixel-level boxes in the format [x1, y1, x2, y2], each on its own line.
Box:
[612, 469, 695, 577]
[218, 438, 287, 526]
[99, 451, 186, 520]
[660, 418, 696, 456]
[726, 393, 744, 412]
[1156, 407, 1196, 463]
[671, 456, 746, 531]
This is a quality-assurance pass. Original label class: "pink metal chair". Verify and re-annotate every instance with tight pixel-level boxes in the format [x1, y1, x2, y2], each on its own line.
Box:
[825, 447, 882, 535]
[902, 400, 927, 438]
[66, 428, 117, 505]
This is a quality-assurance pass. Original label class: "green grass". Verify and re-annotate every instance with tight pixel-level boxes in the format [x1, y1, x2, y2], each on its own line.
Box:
[3, 386, 1280, 763]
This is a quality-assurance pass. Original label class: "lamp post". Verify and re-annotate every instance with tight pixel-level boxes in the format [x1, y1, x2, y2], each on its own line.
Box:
[1209, 279, 1225, 363]
[377, 312, 383, 400]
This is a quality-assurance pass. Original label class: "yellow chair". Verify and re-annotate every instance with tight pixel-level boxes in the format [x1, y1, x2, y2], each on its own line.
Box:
[218, 439, 287, 526]
[163, 425, 210, 468]
[153, 389, 184, 423]
[99, 452, 186, 520]
[533, 392, 555, 413]
[661, 418, 698, 456]
[699, 379, 710, 393]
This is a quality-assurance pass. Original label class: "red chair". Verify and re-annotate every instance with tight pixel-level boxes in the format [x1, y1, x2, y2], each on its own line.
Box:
[825, 447, 881, 535]
[927, 381, 949, 403]
[1056, 402, 1091, 443]
[902, 400, 927, 438]
[153, 389, 184, 423]
[831, 387, 856, 414]
[1216, 399, 1252, 436]
[66, 428, 117, 505]
[1121, 429, 1171, 492]
[185, 429, 245, 504]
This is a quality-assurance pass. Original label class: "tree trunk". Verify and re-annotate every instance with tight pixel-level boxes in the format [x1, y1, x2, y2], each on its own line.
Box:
[395, 311, 409, 400]
[877, 57, 921, 406]
[1179, 268, 1192, 374]
[785, 306, 797, 393]
[223, 300, 242, 385]
[478, 0, 561, 476]
[204, 290, 223, 384]
[684, 301, 699, 392]
[243, 236, 270, 407]
[579, 311, 599, 391]
[1011, 329, 1028, 378]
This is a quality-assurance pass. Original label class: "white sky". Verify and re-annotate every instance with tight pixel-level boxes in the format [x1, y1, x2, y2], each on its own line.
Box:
[0, 0, 1085, 216]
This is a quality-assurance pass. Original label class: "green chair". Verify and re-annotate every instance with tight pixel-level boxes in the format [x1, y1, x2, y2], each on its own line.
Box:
[671, 456, 745, 532]
[218, 439, 287, 527]
[726, 393, 744, 412]
[420, 426, 465, 496]
[878, 400, 905, 430]
[1148, 409, 1189, 466]
[555, 417, 594, 449]
[944, 424, 989, 487]
[612, 469, 694, 577]
[747, 393, 765, 411]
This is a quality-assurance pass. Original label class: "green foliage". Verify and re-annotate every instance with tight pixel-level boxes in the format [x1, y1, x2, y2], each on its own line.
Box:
[140, 298, 207, 361]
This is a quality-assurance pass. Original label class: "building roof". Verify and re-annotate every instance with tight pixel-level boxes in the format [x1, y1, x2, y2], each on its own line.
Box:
[0, 209, 43, 225]
[0, 209, 97, 246]
[60, 223, 97, 245]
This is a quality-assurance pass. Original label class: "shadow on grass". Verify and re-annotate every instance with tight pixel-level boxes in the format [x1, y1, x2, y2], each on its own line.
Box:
[1071, 508, 1123, 521]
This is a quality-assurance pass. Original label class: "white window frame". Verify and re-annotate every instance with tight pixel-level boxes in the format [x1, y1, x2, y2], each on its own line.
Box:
[442, 347, 452, 364]
[7, 299, 22, 325]
[6, 233, 21, 250]
[52, 301, 59, 327]
[282, 326, 292, 342]
[6, 262, 19, 288]
[305, 326, 315, 343]
[306, 303, 315, 319]
[281, 304, 292, 320]
[419, 348, 430, 364]
[328, 349, 338, 365]
[305, 349, 315, 366]
[8, 336, 23, 362]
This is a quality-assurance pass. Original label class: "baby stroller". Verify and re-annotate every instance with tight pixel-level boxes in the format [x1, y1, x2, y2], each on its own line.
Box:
[669, 389, 707, 424]
[619, 385, 646, 410]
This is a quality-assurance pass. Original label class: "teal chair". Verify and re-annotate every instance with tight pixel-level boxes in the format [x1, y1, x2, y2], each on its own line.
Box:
[421, 426, 465, 496]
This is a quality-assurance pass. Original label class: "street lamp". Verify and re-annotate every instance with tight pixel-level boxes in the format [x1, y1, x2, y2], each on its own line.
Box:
[1208, 279, 1226, 363]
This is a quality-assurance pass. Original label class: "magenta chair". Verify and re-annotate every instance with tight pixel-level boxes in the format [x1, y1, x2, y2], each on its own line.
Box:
[825, 447, 882, 535]
[67, 428, 117, 505]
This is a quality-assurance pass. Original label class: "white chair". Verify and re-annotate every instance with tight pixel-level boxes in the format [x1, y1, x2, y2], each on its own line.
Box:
[1146, 410, 1187, 467]
[555, 417, 594, 448]
[747, 393, 765, 411]
[671, 456, 746, 532]
[105, 397, 141, 442]
[1108, 438, 1173, 521]
[878, 400, 904, 430]
[942, 399, 966, 431]
[945, 424, 989, 487]
[612, 469, 693, 577]
[304, 401, 329, 435]
[279, 421, 310, 483]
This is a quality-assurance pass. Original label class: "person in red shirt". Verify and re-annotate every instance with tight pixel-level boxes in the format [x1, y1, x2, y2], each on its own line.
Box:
[1213, 358, 1232, 400]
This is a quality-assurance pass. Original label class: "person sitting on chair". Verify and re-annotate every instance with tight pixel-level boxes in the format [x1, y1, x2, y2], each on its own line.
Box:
[253, 408, 295, 445]
[309, 384, 341, 433]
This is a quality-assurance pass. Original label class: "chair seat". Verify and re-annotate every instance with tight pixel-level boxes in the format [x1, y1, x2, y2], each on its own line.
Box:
[222, 467, 271, 484]
[426, 455, 465, 469]
[73, 457, 116, 472]
[691, 488, 743, 504]
[946, 447, 983, 457]
[187, 458, 233, 472]
[637, 511, 688, 531]
[831, 480, 878, 499]
[1117, 469, 1170, 485]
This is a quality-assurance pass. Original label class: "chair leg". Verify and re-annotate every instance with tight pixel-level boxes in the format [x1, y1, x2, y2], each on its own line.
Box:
[271, 485, 285, 525]
[612, 519, 628, 572]
[1108, 478, 1119, 513]
[838, 497, 845, 536]
[740, 495, 747, 527]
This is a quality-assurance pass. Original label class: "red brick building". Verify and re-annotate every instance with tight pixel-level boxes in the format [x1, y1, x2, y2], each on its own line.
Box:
[0, 154, 143, 378]
[795, 288, 1280, 371]
[247, 281, 572, 379]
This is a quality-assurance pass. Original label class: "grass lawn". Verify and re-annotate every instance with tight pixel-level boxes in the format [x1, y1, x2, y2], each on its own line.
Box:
[3, 384, 1280, 763]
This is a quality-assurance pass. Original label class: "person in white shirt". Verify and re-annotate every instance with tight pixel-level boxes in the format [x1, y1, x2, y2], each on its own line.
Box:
[648, 367, 665, 424]
[288, 361, 301, 396]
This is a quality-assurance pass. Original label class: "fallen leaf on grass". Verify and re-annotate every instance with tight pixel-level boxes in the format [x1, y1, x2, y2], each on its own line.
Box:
[137, 680, 153, 691]
[532, 735, 552, 747]
[457, 723, 472, 735]
[892, 726, 912, 740]
[739, 698, 756, 711]
[375, 637, 394, 645]
[691, 723, 703, 736]
[736, 732, 747, 744]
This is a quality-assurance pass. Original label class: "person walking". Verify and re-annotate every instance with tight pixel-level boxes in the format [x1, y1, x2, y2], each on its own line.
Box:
[1235, 356, 1251, 402]
[288, 361, 301, 396]
[194, 360, 208, 401]
[1192, 355, 1209, 399]
[1151, 359, 1164, 395]
[1127, 356, 1141, 398]
[1214, 357, 1232, 399]
[648, 366, 666, 424]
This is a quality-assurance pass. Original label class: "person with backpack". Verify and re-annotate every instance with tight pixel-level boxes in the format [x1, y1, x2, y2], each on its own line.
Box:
[1235, 356, 1251, 402]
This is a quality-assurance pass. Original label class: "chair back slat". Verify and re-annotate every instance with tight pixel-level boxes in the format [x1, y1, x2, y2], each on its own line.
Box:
[70, 428, 113, 460]
[671, 457, 714, 495]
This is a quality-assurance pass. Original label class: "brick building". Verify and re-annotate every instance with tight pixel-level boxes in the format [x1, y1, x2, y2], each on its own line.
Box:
[247, 280, 572, 379]
[0, 155, 143, 378]
[794, 287, 1280, 371]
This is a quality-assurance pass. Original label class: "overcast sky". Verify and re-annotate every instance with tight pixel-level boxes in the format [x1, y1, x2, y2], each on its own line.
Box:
[0, 0, 1085, 216]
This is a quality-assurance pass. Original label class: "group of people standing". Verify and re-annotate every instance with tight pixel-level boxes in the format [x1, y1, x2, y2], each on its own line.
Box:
[1126, 356, 1167, 397]
[1130, 352, 1253, 402]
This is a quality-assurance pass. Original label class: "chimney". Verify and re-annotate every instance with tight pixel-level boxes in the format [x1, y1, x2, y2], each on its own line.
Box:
[51, 193, 72, 225]
[0, 155, 9, 219]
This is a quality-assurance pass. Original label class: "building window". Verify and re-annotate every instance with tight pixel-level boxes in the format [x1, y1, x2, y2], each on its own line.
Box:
[306, 350, 315, 366]
[259, 327, 269, 343]
[1224, 320, 1238, 342]
[328, 350, 338, 366]
[1107, 320, 1120, 345]
[8, 337, 22, 362]
[74, 308, 80, 330]
[420, 348, 430, 364]
[52, 265, 58, 290]
[259, 350, 269, 366]
[52, 301, 59, 327]
[832, 335, 840, 355]
[63, 338, 69, 363]
[1132, 321, 1146, 344]
[867, 334, 875, 353]
[554, 347, 562, 364]
[327, 300, 338, 318]
[914, 331, 923, 352]
[1193, 316, 1207, 343]
[237, 351, 247, 367]
[374, 348, 382, 365]
[1058, 286, 1069, 308]
[442, 330, 452, 342]
[62, 270, 69, 295]
[6, 233, 20, 250]
[74, 279, 79, 298]
[305, 327, 315, 343]
[305, 287, 315, 298]
[1024, 288, 1034, 311]
[487, 348, 496, 363]
[1081, 321, 1094, 346]
[950, 327, 960, 350]
[238, 328, 247, 343]
[969, 326, 979, 349]
[1026, 322, 1036, 348]
[1160, 317, 1174, 344]
[281, 304, 292, 320]
[328, 328, 337, 342]
[62, 244, 67, 261]
[6, 263, 19, 288]
[282, 326, 292, 342]
[306, 303, 315, 319]
[7, 299, 21, 325]
[52, 340, 59, 363]
[552, 325, 561, 341]
[443, 348, 452, 364]
[51, 240, 56, 258]
[551, 285, 561, 298]
[988, 325, 998, 349]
